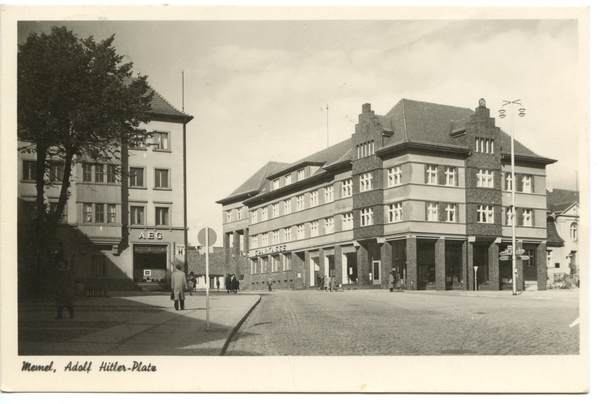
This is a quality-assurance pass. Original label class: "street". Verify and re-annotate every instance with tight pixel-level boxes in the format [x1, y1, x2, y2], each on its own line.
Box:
[225, 289, 580, 356]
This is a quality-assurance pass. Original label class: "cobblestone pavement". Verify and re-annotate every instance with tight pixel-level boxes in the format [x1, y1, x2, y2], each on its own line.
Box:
[224, 289, 580, 356]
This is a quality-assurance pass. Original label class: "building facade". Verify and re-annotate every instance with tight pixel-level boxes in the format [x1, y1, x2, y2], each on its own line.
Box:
[546, 189, 579, 287]
[217, 98, 555, 291]
[18, 83, 193, 292]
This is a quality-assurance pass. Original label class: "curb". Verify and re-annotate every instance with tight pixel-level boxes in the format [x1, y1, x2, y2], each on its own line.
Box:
[219, 296, 262, 356]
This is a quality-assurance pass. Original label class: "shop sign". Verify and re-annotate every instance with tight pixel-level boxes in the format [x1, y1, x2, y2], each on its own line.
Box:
[253, 244, 287, 256]
[176, 244, 185, 255]
[138, 232, 163, 240]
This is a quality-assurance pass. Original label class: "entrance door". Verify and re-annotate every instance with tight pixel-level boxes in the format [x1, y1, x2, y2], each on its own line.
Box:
[372, 261, 381, 285]
[343, 252, 357, 284]
[310, 256, 320, 287]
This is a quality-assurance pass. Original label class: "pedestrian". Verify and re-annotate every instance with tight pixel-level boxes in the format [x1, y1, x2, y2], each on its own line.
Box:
[225, 274, 232, 293]
[389, 271, 395, 292]
[231, 274, 238, 293]
[392, 272, 399, 292]
[267, 277, 273, 292]
[324, 274, 330, 292]
[330, 275, 336, 292]
[318, 274, 323, 291]
[171, 264, 187, 310]
[216, 278, 220, 291]
[187, 272, 195, 296]
[54, 261, 74, 320]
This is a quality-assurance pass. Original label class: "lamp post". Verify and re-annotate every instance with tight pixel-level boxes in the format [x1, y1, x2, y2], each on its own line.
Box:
[499, 100, 525, 295]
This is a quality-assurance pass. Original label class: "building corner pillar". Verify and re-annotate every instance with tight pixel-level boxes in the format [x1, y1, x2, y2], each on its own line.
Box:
[488, 241, 500, 291]
[406, 237, 417, 291]
[435, 238, 446, 291]
[537, 242, 548, 290]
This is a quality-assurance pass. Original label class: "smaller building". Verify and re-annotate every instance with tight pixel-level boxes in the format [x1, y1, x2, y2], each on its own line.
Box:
[546, 189, 579, 287]
[187, 247, 229, 289]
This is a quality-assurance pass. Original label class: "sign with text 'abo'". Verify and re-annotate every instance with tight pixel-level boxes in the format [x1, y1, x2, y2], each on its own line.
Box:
[198, 227, 217, 247]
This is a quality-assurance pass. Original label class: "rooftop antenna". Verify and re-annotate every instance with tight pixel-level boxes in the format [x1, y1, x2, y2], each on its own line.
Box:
[327, 104, 329, 149]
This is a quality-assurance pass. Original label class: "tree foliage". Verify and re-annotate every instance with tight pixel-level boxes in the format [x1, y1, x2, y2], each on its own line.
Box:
[18, 26, 153, 267]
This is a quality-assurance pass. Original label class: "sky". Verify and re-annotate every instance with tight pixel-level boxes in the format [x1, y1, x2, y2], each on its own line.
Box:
[17, 14, 585, 247]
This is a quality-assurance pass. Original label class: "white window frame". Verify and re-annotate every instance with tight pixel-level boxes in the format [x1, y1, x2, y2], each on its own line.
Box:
[522, 208, 532, 227]
[297, 169, 305, 181]
[388, 166, 402, 187]
[297, 225, 305, 240]
[342, 212, 354, 230]
[251, 235, 258, 249]
[445, 166, 456, 186]
[425, 165, 437, 184]
[272, 203, 279, 218]
[296, 195, 304, 211]
[388, 202, 403, 223]
[360, 208, 373, 227]
[155, 206, 170, 226]
[262, 233, 268, 247]
[310, 190, 319, 207]
[284, 227, 292, 242]
[570, 222, 578, 240]
[426, 202, 438, 222]
[284, 174, 292, 186]
[342, 179, 353, 197]
[262, 206, 268, 221]
[130, 205, 145, 225]
[505, 173, 513, 191]
[273, 230, 280, 244]
[226, 210, 232, 223]
[477, 205, 494, 223]
[273, 178, 280, 190]
[310, 221, 319, 237]
[325, 217, 335, 234]
[237, 208, 242, 220]
[477, 169, 494, 188]
[522, 175, 532, 193]
[324, 186, 334, 203]
[251, 210, 257, 224]
[360, 173, 373, 192]
[445, 203, 456, 222]
[505, 207, 514, 225]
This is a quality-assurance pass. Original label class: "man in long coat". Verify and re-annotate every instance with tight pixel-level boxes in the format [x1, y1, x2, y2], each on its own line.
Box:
[171, 265, 187, 310]
[225, 274, 232, 293]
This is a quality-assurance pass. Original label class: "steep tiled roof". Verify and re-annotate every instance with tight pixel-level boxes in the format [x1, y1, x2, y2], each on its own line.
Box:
[124, 76, 193, 123]
[546, 216, 565, 247]
[218, 161, 288, 203]
[547, 189, 579, 214]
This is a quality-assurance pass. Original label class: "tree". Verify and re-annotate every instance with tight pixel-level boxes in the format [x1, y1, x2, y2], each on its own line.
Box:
[18, 26, 153, 274]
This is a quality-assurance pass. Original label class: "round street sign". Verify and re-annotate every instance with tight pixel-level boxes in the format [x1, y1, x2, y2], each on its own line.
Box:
[198, 227, 217, 247]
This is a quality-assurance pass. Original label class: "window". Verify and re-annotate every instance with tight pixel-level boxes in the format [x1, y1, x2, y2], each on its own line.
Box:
[95, 203, 105, 223]
[524, 249, 535, 266]
[23, 160, 37, 181]
[261, 233, 268, 247]
[321, 186, 332, 203]
[83, 203, 93, 223]
[284, 199, 292, 214]
[94, 164, 105, 183]
[50, 203, 68, 223]
[360, 208, 373, 226]
[50, 162, 65, 183]
[261, 257, 268, 273]
[107, 165, 117, 184]
[342, 212, 354, 230]
[154, 132, 169, 150]
[251, 235, 258, 249]
[522, 208, 532, 227]
[284, 174, 292, 186]
[155, 207, 169, 226]
[108, 204, 117, 223]
[262, 207, 268, 221]
[155, 169, 169, 189]
[297, 224, 305, 240]
[92, 255, 106, 278]
[273, 230, 280, 244]
[131, 206, 145, 225]
[477, 169, 494, 188]
[476, 137, 494, 154]
[388, 166, 402, 187]
[357, 140, 374, 158]
[426, 202, 438, 222]
[522, 175, 532, 193]
[325, 217, 335, 234]
[570, 223, 578, 240]
[310, 221, 319, 237]
[251, 210, 257, 224]
[297, 169, 305, 181]
[425, 165, 437, 184]
[271, 255, 280, 272]
[342, 179, 353, 197]
[130, 167, 144, 187]
[310, 190, 319, 207]
[477, 205, 494, 223]
[296, 196, 304, 211]
[83, 164, 93, 182]
[272, 203, 279, 218]
[283, 254, 291, 271]
[284, 227, 292, 242]
[273, 178, 280, 190]
[445, 203, 456, 222]
[237, 208, 242, 220]
[388, 202, 403, 223]
[226, 211, 232, 222]
[445, 167, 456, 186]
[505, 207, 514, 225]
[251, 259, 258, 274]
[505, 173, 513, 191]
[360, 173, 373, 192]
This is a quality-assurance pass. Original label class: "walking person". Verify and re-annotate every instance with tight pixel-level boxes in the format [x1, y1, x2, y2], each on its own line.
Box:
[231, 274, 238, 293]
[389, 271, 395, 292]
[324, 274, 330, 292]
[216, 278, 220, 291]
[392, 272, 399, 292]
[225, 274, 232, 294]
[267, 277, 273, 292]
[54, 261, 74, 320]
[171, 264, 187, 310]
[187, 272, 195, 296]
[330, 275, 336, 292]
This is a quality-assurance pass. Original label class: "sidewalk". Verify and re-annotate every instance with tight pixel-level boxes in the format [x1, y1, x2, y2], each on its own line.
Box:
[18, 291, 261, 356]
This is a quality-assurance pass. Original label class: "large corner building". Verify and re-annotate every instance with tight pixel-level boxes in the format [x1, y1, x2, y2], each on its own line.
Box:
[217, 98, 555, 292]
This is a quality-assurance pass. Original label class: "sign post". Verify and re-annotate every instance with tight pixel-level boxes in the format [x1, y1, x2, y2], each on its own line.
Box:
[198, 227, 217, 331]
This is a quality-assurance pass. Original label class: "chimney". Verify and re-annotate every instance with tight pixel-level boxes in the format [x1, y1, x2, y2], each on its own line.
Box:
[362, 103, 371, 113]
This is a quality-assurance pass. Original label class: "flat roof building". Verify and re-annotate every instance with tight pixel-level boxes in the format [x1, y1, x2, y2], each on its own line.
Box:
[217, 98, 555, 292]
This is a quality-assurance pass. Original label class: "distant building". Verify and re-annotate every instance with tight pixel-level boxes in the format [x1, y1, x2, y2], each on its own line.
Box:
[187, 247, 228, 289]
[546, 189, 579, 286]
[218, 98, 556, 292]
[18, 82, 193, 293]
